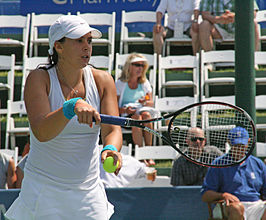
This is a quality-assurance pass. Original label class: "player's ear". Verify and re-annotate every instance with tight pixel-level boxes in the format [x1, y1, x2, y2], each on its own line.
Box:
[54, 41, 63, 54]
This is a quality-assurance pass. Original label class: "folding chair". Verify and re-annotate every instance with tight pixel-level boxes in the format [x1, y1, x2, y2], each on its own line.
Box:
[154, 95, 197, 145]
[5, 100, 30, 150]
[256, 142, 266, 158]
[89, 55, 112, 74]
[200, 50, 235, 98]
[119, 10, 157, 54]
[0, 54, 16, 114]
[21, 56, 49, 100]
[29, 13, 66, 57]
[0, 14, 30, 70]
[77, 11, 116, 68]
[158, 54, 199, 99]
[134, 144, 179, 161]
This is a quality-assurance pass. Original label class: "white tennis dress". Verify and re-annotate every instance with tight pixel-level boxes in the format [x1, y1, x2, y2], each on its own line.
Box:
[5, 66, 114, 220]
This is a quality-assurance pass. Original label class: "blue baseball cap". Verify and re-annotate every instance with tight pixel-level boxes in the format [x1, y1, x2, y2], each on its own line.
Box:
[228, 126, 249, 145]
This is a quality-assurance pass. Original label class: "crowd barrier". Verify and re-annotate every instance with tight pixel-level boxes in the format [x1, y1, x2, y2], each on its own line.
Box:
[0, 186, 208, 220]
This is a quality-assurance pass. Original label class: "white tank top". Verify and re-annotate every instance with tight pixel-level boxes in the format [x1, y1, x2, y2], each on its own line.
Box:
[26, 65, 101, 190]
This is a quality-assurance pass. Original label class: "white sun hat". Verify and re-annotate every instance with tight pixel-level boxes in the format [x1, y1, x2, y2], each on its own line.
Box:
[48, 15, 102, 55]
[130, 56, 147, 63]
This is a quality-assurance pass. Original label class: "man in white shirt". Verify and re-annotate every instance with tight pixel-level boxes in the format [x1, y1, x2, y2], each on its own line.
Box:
[100, 154, 157, 188]
[153, 0, 201, 55]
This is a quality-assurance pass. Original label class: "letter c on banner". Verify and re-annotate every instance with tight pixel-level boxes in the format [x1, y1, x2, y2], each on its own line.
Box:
[53, 0, 68, 4]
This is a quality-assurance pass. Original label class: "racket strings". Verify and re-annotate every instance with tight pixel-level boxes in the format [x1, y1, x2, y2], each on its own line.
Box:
[169, 103, 254, 166]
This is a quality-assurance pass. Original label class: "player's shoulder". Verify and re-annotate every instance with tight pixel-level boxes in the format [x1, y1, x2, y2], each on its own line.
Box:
[91, 66, 113, 82]
[27, 67, 49, 82]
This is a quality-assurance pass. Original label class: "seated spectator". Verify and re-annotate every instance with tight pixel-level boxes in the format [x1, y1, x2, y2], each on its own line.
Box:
[199, 0, 260, 52]
[153, 0, 201, 55]
[100, 153, 157, 188]
[171, 127, 222, 186]
[201, 126, 266, 220]
[0, 152, 17, 189]
[15, 154, 28, 188]
[116, 53, 155, 166]
[21, 135, 30, 157]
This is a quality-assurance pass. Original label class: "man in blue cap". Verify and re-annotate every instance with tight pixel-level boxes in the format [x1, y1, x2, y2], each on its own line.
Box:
[201, 127, 266, 220]
[227, 126, 250, 161]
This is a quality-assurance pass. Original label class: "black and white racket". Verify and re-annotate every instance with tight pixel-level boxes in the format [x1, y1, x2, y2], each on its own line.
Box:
[98, 101, 256, 168]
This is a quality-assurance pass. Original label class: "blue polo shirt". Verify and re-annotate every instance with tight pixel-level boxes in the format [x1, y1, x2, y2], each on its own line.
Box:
[201, 155, 266, 202]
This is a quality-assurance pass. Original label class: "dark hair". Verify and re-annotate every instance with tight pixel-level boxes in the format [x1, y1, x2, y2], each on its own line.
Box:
[39, 37, 66, 71]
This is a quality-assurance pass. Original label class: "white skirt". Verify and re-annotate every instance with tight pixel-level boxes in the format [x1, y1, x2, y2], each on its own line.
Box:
[5, 172, 114, 220]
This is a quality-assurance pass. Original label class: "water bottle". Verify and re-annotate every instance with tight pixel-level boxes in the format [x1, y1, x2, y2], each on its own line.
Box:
[174, 19, 184, 38]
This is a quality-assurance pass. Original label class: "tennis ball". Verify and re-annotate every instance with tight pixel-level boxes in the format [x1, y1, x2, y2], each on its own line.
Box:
[103, 156, 119, 173]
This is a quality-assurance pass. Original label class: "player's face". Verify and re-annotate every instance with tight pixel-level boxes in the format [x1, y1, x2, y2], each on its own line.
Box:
[56, 32, 93, 68]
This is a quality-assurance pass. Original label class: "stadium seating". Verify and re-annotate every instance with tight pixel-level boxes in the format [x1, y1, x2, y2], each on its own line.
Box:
[0, 14, 30, 70]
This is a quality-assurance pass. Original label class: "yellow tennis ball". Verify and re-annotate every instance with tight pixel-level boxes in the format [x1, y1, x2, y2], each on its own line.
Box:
[103, 156, 119, 173]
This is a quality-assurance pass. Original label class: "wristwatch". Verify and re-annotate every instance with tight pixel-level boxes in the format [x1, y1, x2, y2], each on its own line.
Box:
[193, 19, 198, 23]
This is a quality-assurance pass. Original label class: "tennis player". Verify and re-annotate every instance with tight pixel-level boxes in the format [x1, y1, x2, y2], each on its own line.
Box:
[5, 15, 122, 220]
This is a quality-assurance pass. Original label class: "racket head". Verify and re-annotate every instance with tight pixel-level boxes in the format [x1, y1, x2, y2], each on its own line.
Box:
[166, 101, 256, 168]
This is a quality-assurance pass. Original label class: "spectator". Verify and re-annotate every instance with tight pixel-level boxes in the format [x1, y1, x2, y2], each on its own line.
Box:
[153, 0, 201, 55]
[21, 135, 30, 157]
[6, 15, 122, 220]
[15, 154, 27, 188]
[0, 152, 16, 189]
[199, 0, 260, 52]
[201, 126, 266, 220]
[171, 127, 222, 186]
[116, 53, 156, 166]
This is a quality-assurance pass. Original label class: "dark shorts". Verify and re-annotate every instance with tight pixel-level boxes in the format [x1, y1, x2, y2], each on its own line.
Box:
[164, 26, 191, 39]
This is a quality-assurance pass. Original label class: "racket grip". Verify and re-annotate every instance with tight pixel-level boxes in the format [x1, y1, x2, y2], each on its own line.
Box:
[94, 114, 128, 126]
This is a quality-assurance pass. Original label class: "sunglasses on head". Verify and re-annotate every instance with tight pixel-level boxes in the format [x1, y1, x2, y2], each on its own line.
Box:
[131, 63, 145, 68]
[190, 137, 205, 142]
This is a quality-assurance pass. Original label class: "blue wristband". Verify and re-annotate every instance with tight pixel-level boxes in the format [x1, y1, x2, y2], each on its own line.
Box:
[101, 144, 118, 153]
[63, 97, 82, 120]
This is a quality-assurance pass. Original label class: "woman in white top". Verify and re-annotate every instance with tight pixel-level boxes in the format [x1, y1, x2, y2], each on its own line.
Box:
[116, 53, 155, 166]
[5, 15, 122, 220]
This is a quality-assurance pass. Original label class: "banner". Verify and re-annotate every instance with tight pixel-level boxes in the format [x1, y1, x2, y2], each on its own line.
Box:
[20, 0, 159, 15]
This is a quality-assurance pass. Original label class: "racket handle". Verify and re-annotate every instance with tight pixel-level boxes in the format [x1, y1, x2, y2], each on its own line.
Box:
[93, 114, 128, 126]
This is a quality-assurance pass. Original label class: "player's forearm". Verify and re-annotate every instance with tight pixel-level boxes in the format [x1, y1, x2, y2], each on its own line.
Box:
[101, 125, 123, 152]
[30, 108, 69, 142]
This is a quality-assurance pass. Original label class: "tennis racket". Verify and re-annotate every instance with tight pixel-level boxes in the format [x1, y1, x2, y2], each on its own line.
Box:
[99, 101, 256, 168]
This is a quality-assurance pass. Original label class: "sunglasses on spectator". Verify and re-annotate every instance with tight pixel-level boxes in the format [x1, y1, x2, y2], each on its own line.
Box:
[190, 137, 205, 142]
[131, 63, 145, 68]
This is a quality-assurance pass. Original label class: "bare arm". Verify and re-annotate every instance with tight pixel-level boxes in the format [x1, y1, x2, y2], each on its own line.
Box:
[202, 11, 235, 25]
[202, 190, 240, 206]
[7, 158, 17, 188]
[15, 166, 24, 188]
[154, 11, 164, 33]
[93, 68, 123, 174]
[24, 69, 70, 142]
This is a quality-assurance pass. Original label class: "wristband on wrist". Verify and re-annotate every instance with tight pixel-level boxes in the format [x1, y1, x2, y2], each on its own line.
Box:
[63, 97, 82, 120]
[101, 144, 118, 153]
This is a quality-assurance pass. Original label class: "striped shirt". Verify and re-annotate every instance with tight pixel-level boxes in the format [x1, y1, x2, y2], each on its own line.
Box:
[200, 0, 258, 34]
